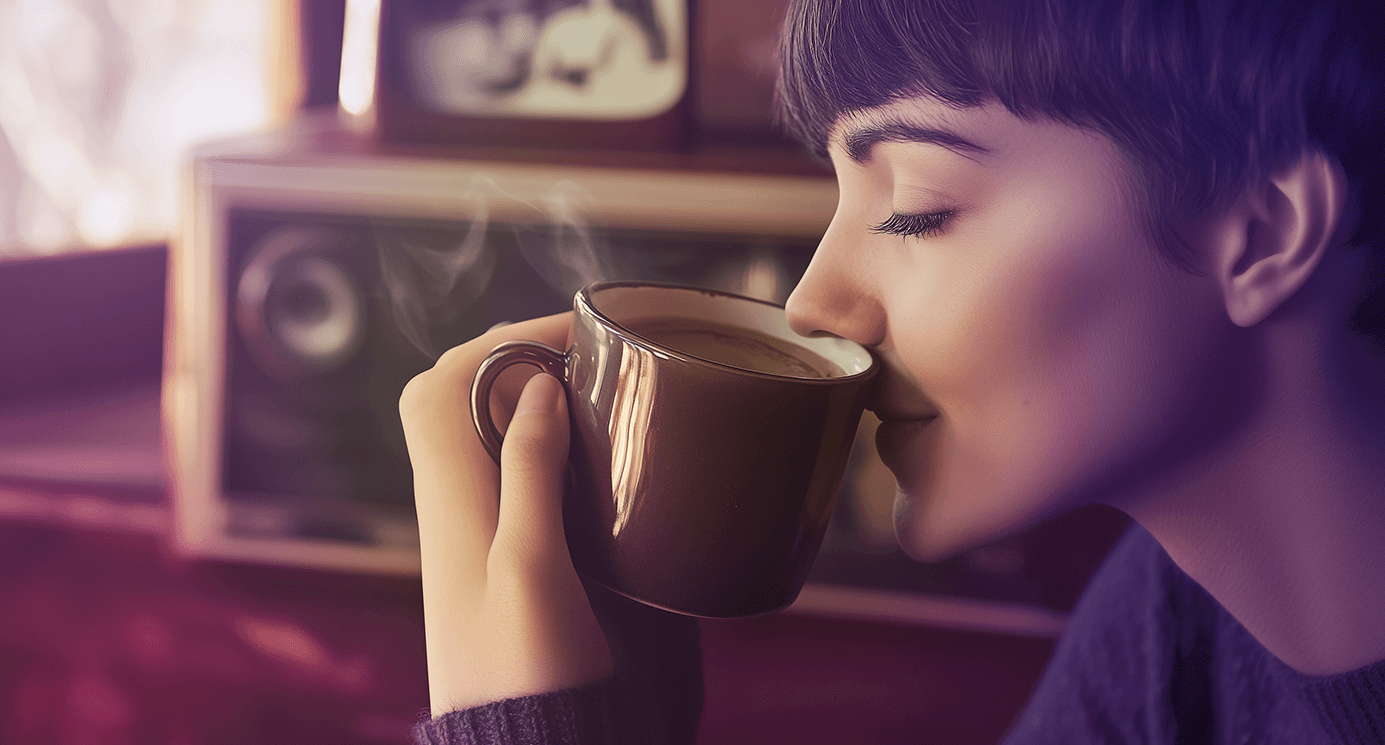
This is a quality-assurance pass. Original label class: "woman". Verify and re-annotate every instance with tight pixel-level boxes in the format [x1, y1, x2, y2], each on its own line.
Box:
[403, 0, 1385, 741]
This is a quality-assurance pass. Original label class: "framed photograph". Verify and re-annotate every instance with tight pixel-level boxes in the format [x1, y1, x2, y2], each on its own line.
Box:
[695, 0, 795, 145]
[346, 0, 694, 150]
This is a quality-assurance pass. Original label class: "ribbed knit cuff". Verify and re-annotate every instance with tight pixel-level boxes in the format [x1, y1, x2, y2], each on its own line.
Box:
[413, 678, 621, 745]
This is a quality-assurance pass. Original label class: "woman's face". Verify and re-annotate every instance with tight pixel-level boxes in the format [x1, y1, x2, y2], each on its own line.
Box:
[786, 97, 1241, 560]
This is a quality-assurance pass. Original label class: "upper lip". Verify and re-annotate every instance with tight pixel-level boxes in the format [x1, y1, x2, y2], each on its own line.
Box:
[868, 377, 938, 423]
[864, 347, 937, 422]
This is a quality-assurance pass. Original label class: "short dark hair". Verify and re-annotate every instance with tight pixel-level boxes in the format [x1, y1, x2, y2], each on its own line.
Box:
[775, 0, 1385, 348]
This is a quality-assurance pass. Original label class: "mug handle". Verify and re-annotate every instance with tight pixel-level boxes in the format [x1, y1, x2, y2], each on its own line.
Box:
[470, 340, 568, 464]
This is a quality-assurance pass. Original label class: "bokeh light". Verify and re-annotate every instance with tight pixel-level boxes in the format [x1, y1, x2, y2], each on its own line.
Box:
[0, 0, 278, 255]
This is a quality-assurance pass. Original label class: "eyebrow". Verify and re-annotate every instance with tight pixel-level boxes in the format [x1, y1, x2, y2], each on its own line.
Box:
[839, 120, 992, 165]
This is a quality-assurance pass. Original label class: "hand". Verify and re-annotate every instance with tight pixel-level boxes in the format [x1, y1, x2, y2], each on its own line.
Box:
[399, 312, 614, 715]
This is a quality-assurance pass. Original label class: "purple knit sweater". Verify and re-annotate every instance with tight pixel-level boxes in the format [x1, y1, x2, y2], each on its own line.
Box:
[416, 526, 1385, 744]
[1001, 525, 1385, 743]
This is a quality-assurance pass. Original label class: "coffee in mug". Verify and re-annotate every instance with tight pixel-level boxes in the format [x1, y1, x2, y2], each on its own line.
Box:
[471, 281, 876, 618]
[623, 316, 843, 379]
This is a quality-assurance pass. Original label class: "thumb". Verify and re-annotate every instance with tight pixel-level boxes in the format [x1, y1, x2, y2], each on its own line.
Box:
[494, 373, 572, 566]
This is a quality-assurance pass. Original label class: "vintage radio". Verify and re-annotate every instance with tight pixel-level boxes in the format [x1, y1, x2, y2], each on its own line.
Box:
[167, 126, 835, 573]
[167, 126, 1124, 634]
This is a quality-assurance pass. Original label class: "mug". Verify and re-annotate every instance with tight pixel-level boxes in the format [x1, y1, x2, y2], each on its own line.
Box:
[471, 281, 877, 617]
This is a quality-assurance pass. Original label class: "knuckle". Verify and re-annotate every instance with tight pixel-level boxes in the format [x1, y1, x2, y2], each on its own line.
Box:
[432, 337, 490, 378]
[430, 314, 570, 380]
[405, 333, 502, 406]
[398, 370, 433, 421]
[404, 314, 571, 428]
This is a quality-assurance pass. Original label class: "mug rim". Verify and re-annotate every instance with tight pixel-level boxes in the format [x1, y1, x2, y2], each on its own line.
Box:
[577, 280, 878, 384]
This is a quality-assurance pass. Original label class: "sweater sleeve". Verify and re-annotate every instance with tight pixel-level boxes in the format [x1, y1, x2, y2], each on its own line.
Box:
[413, 578, 704, 745]
[413, 679, 624, 745]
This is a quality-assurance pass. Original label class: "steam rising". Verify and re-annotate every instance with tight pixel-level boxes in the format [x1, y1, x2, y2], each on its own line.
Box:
[375, 175, 611, 359]
[513, 179, 614, 301]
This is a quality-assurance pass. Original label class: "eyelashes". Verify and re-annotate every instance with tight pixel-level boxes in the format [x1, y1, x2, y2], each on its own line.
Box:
[869, 210, 956, 239]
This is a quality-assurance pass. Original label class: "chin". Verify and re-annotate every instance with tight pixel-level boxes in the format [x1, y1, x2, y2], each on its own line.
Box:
[892, 485, 1037, 563]
[892, 488, 975, 562]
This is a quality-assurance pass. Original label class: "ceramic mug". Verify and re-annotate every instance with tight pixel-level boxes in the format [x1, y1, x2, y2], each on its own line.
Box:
[471, 281, 876, 617]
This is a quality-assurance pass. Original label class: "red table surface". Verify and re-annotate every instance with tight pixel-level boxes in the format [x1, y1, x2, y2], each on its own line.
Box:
[0, 516, 1057, 745]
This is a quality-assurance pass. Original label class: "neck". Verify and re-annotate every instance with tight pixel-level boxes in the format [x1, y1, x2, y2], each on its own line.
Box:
[1120, 292, 1385, 676]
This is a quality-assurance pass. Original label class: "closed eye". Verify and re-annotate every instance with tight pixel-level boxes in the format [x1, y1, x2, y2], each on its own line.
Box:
[869, 210, 955, 239]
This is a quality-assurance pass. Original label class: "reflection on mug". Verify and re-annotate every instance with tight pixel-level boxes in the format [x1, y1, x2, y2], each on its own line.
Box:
[608, 341, 658, 538]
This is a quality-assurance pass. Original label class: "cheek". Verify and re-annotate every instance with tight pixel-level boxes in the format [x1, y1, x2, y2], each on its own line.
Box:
[1018, 244, 1227, 495]
[885, 249, 1087, 553]
[895, 209, 1226, 555]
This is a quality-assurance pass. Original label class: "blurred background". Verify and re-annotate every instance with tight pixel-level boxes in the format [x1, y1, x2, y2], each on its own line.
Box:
[0, 0, 1130, 742]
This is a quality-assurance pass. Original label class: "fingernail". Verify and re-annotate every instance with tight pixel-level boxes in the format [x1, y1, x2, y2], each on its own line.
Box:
[515, 374, 562, 414]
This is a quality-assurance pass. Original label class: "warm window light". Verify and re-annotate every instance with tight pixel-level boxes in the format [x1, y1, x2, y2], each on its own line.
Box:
[338, 0, 381, 122]
[0, 0, 283, 256]
[79, 183, 138, 248]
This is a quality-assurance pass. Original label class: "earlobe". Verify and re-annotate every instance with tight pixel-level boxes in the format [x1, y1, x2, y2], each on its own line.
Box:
[1215, 150, 1351, 328]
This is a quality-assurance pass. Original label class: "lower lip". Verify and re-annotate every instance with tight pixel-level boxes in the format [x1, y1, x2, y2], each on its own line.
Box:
[874, 417, 936, 470]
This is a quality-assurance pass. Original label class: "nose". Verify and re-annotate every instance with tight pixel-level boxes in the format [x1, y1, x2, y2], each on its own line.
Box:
[785, 217, 887, 346]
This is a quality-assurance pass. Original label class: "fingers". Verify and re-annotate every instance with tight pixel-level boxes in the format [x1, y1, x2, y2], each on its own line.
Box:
[402, 312, 616, 713]
[400, 311, 573, 580]
[493, 373, 572, 572]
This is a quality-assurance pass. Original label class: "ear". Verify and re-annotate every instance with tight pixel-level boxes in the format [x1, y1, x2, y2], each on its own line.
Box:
[1211, 149, 1351, 328]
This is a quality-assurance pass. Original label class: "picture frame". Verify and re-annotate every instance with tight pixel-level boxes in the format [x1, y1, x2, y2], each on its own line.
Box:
[695, 0, 797, 146]
[342, 0, 695, 150]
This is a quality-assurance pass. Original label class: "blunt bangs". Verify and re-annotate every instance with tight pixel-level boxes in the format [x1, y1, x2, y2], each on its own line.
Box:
[775, 0, 988, 158]
[775, 0, 1385, 345]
